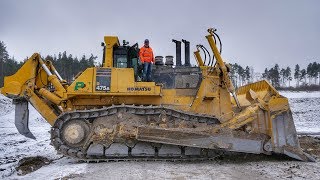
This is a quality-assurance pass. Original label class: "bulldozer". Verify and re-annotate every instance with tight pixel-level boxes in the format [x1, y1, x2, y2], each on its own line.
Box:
[0, 28, 314, 162]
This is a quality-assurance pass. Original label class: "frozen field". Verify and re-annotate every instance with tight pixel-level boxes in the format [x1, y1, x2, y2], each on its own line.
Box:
[0, 91, 319, 179]
[280, 91, 320, 134]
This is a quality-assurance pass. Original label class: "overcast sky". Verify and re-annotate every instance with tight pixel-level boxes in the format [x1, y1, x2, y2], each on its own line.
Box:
[0, 0, 319, 72]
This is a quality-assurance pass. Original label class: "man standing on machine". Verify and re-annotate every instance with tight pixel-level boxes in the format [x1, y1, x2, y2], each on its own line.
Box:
[139, 39, 154, 82]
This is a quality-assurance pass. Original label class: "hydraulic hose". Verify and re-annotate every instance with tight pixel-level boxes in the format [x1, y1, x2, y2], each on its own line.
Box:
[200, 45, 212, 66]
[213, 32, 222, 54]
[197, 45, 207, 65]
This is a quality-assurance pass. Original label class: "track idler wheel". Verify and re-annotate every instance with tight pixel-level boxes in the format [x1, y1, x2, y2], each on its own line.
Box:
[61, 120, 89, 147]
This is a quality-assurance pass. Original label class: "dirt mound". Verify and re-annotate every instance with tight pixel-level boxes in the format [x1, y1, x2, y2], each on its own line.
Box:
[16, 156, 52, 176]
[299, 136, 320, 157]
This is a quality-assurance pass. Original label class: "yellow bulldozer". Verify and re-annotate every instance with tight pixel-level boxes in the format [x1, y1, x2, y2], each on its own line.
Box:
[0, 28, 314, 162]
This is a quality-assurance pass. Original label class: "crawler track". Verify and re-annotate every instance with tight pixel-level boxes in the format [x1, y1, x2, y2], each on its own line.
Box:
[50, 105, 221, 162]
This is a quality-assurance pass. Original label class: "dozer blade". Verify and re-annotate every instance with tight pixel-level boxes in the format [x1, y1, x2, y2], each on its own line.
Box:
[13, 99, 36, 139]
[233, 80, 315, 162]
[270, 110, 315, 162]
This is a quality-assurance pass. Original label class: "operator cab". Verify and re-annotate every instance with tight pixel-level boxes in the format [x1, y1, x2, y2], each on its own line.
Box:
[102, 40, 141, 80]
[113, 41, 139, 67]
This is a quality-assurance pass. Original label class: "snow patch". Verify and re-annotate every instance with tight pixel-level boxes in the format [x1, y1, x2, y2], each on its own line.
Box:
[280, 91, 320, 99]
[279, 91, 320, 134]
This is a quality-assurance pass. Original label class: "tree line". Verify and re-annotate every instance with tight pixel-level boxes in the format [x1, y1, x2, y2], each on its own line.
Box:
[0, 41, 23, 87]
[229, 63, 253, 88]
[0, 41, 97, 87]
[44, 52, 97, 83]
[262, 63, 320, 88]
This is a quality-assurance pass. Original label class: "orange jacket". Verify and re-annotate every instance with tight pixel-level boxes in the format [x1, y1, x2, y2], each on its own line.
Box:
[139, 46, 154, 63]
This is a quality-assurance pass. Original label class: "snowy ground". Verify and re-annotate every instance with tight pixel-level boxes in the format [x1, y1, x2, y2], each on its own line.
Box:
[280, 91, 320, 134]
[0, 92, 319, 180]
[0, 96, 59, 178]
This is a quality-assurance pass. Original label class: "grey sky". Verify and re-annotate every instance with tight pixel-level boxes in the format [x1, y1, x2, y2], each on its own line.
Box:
[0, 0, 319, 72]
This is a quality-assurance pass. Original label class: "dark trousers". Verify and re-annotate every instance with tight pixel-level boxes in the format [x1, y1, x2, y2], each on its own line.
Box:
[143, 62, 152, 82]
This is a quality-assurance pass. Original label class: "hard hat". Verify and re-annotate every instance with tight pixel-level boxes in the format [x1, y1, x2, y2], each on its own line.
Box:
[144, 39, 149, 43]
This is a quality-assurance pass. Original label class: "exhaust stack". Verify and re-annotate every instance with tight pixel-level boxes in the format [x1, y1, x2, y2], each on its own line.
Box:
[182, 39, 190, 66]
[172, 39, 182, 66]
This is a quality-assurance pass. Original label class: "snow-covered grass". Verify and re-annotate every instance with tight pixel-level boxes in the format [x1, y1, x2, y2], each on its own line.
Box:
[280, 91, 320, 134]
[280, 91, 320, 99]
